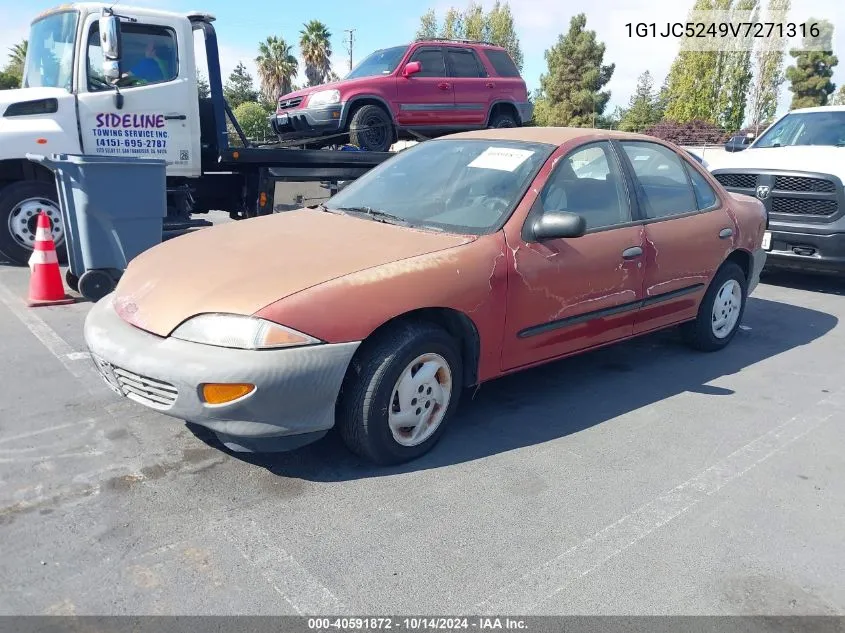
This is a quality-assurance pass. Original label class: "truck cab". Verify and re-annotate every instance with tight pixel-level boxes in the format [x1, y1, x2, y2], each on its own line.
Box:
[0, 2, 393, 266]
[709, 106, 845, 275]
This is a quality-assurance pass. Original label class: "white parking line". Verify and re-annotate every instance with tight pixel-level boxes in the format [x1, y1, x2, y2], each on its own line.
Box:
[0, 282, 107, 394]
[475, 388, 843, 614]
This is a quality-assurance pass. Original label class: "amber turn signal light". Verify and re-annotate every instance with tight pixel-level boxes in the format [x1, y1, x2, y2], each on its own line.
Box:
[201, 383, 255, 404]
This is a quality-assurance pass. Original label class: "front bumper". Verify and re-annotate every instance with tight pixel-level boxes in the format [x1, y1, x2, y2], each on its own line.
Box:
[747, 247, 767, 295]
[84, 294, 360, 452]
[763, 227, 845, 275]
[270, 103, 344, 139]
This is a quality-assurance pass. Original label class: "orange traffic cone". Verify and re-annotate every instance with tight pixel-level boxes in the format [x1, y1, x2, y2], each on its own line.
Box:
[27, 211, 74, 307]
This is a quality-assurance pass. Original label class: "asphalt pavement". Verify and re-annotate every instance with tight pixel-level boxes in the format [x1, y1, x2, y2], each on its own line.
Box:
[0, 245, 843, 616]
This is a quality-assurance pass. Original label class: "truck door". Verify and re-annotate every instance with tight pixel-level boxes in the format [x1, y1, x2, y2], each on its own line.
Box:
[75, 14, 201, 178]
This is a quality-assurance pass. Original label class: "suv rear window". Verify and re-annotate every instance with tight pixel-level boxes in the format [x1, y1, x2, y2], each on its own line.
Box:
[484, 49, 519, 77]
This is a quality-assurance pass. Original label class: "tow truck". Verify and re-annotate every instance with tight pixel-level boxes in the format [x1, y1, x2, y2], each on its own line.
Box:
[0, 3, 394, 266]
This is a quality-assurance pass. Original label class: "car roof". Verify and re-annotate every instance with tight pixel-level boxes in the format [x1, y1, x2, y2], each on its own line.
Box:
[442, 127, 664, 146]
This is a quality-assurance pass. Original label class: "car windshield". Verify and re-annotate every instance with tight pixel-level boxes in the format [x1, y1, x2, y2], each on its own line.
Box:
[324, 139, 554, 235]
[345, 45, 408, 79]
[753, 111, 845, 148]
[23, 11, 79, 91]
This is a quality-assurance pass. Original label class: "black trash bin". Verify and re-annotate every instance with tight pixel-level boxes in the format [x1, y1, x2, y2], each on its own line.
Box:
[27, 153, 166, 301]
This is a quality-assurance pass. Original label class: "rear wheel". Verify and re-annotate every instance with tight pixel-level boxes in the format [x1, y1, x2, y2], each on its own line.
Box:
[348, 104, 395, 152]
[488, 110, 518, 128]
[337, 321, 462, 464]
[0, 181, 67, 266]
[681, 262, 747, 351]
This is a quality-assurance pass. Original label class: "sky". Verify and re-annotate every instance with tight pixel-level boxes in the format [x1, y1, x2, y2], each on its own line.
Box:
[1, 0, 843, 119]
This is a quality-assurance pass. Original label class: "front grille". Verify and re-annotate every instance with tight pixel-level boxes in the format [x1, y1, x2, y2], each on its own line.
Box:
[714, 173, 756, 189]
[113, 366, 178, 409]
[277, 96, 303, 111]
[774, 176, 836, 193]
[771, 197, 838, 216]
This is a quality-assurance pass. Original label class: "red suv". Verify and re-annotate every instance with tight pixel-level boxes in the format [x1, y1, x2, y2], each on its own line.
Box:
[270, 38, 532, 152]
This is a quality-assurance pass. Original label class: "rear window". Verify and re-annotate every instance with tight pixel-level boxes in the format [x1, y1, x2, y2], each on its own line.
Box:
[484, 49, 520, 77]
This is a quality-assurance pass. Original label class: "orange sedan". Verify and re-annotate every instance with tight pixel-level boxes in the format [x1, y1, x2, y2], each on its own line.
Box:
[84, 128, 768, 464]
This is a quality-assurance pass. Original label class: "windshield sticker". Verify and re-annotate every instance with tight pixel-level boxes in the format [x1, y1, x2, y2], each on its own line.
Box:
[468, 147, 535, 172]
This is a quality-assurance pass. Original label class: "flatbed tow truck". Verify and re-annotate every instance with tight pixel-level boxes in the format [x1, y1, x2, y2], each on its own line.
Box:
[0, 3, 396, 266]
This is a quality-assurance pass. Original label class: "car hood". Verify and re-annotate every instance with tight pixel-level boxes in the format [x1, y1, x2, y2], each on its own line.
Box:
[278, 76, 386, 102]
[112, 209, 474, 337]
[708, 146, 845, 177]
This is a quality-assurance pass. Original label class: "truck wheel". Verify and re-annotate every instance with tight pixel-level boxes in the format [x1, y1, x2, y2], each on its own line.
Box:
[488, 110, 518, 128]
[0, 181, 67, 266]
[348, 105, 395, 152]
[336, 321, 462, 465]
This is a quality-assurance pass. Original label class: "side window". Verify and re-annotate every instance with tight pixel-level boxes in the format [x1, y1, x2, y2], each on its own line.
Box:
[685, 163, 718, 210]
[621, 141, 697, 219]
[88, 23, 178, 91]
[446, 49, 485, 78]
[483, 49, 520, 77]
[539, 142, 631, 231]
[409, 48, 446, 77]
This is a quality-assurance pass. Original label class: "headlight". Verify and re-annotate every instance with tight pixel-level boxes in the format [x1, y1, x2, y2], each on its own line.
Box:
[171, 313, 322, 350]
[308, 89, 341, 107]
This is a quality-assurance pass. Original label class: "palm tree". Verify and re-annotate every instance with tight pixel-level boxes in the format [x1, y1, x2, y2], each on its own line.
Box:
[8, 40, 28, 75]
[299, 21, 332, 87]
[255, 36, 298, 103]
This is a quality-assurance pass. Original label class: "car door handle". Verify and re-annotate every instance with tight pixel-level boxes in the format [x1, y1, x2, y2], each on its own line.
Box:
[486, 81, 496, 88]
[622, 246, 643, 260]
[437, 82, 451, 90]
[164, 114, 187, 120]
[719, 227, 733, 239]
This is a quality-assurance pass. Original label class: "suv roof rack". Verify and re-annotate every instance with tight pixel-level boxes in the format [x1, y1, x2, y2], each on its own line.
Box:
[414, 37, 497, 46]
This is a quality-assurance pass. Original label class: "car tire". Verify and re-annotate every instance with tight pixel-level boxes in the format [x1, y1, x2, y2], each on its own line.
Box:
[681, 261, 747, 352]
[337, 320, 463, 465]
[488, 110, 518, 128]
[348, 104, 395, 152]
[0, 181, 68, 266]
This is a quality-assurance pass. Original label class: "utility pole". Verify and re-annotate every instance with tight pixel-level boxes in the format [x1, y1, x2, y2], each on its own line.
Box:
[343, 29, 356, 72]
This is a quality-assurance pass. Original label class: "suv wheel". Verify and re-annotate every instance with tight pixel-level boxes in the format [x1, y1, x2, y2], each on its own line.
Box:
[348, 104, 395, 152]
[489, 110, 518, 128]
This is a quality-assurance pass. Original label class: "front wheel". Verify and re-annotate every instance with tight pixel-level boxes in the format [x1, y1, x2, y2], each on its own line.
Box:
[681, 261, 748, 352]
[337, 321, 463, 465]
[0, 181, 67, 266]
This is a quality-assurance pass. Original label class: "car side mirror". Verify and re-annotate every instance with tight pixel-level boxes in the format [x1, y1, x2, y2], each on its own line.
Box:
[402, 61, 422, 77]
[99, 11, 122, 83]
[531, 211, 586, 241]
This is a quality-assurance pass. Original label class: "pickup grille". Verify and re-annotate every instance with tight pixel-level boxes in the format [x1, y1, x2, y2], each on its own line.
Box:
[771, 198, 838, 216]
[774, 176, 836, 193]
[714, 173, 756, 189]
[712, 170, 842, 222]
[277, 97, 303, 111]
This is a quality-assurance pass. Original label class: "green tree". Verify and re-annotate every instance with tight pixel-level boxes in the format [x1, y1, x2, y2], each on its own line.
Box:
[234, 101, 272, 141]
[533, 13, 614, 127]
[197, 70, 210, 98]
[664, 0, 725, 124]
[619, 71, 662, 131]
[747, 0, 790, 133]
[719, 0, 759, 131]
[7, 40, 27, 76]
[830, 85, 845, 106]
[255, 36, 299, 104]
[415, 2, 523, 71]
[300, 20, 333, 87]
[786, 19, 838, 109]
[0, 70, 20, 90]
[224, 62, 259, 108]
[416, 9, 438, 39]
